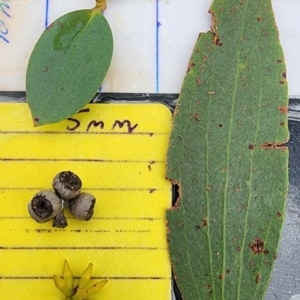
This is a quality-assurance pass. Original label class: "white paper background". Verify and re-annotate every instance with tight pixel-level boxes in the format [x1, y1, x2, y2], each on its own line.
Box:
[0, 0, 299, 95]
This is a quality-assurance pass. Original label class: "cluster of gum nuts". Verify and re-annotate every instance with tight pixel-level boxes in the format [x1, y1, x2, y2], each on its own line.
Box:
[28, 171, 96, 228]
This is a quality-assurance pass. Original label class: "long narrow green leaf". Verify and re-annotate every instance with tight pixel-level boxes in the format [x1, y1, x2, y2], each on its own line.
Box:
[166, 0, 289, 299]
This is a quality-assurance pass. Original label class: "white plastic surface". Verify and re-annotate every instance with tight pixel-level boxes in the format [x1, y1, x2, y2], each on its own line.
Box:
[0, 0, 300, 95]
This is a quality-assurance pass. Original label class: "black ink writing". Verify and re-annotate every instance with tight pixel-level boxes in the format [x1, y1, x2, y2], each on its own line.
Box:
[0, 0, 10, 43]
[86, 120, 105, 132]
[66, 117, 80, 131]
[67, 108, 90, 131]
[111, 120, 138, 133]
[66, 108, 139, 133]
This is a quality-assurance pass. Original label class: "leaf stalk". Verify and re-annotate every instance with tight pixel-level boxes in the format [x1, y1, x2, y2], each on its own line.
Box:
[95, 0, 107, 12]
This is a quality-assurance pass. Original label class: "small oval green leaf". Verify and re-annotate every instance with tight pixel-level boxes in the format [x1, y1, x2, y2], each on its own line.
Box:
[26, 8, 113, 126]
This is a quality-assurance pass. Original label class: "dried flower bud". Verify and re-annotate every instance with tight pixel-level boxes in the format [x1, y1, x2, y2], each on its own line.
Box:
[68, 193, 96, 221]
[52, 171, 82, 200]
[52, 211, 68, 228]
[28, 190, 62, 223]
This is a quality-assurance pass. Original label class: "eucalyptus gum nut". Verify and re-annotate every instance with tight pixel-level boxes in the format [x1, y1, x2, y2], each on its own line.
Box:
[28, 190, 62, 223]
[52, 171, 82, 200]
[52, 211, 68, 228]
[26, 8, 113, 126]
[68, 193, 96, 221]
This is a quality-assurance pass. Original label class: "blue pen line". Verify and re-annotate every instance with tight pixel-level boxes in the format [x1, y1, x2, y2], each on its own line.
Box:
[45, 0, 49, 28]
[155, 0, 160, 93]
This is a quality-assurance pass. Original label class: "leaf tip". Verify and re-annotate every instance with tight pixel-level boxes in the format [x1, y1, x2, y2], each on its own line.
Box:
[33, 117, 40, 127]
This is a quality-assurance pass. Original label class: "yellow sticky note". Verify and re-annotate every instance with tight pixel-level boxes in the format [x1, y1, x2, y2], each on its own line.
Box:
[0, 103, 172, 300]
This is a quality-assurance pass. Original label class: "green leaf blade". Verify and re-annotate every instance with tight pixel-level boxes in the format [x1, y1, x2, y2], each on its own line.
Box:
[26, 9, 113, 126]
[166, 0, 288, 299]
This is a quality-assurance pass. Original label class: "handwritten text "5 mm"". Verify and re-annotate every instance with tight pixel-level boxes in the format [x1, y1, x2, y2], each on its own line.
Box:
[66, 108, 139, 133]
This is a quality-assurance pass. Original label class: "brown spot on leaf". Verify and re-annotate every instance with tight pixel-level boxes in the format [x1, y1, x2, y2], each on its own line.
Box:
[226, 269, 230, 274]
[260, 142, 287, 150]
[248, 144, 254, 150]
[249, 238, 264, 254]
[190, 113, 200, 122]
[44, 67, 49, 72]
[187, 62, 196, 73]
[256, 274, 261, 284]
[211, 23, 223, 46]
[280, 122, 285, 127]
[282, 72, 286, 78]
[277, 59, 283, 63]
[257, 16, 262, 21]
[263, 249, 270, 255]
[236, 246, 241, 252]
[276, 211, 282, 218]
[279, 81, 285, 85]
[278, 106, 288, 114]
[149, 189, 155, 193]
[202, 219, 208, 227]
[215, 38, 223, 46]
[219, 273, 224, 280]
[195, 225, 201, 230]
[219, 124, 223, 128]
[196, 78, 202, 86]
